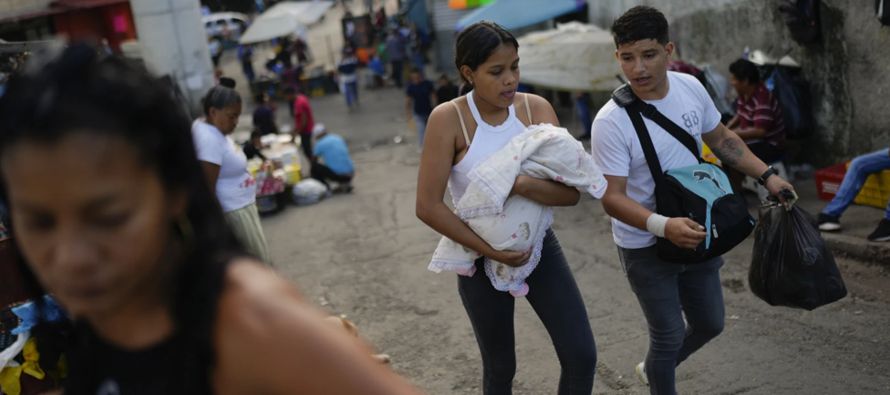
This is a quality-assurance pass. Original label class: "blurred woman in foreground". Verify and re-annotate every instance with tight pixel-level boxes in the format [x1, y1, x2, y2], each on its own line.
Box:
[0, 44, 420, 395]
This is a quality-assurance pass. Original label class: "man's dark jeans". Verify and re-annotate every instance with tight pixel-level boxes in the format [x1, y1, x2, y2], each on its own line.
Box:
[617, 245, 725, 395]
[310, 162, 352, 187]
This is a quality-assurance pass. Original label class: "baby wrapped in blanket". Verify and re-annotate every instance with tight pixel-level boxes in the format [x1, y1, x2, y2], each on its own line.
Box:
[429, 124, 606, 296]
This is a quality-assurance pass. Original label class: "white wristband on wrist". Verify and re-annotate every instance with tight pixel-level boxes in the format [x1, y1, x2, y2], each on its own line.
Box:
[646, 213, 669, 238]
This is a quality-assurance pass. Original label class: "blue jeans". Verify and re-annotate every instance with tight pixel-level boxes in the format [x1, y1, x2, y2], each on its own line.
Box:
[575, 97, 592, 136]
[413, 113, 428, 147]
[618, 246, 725, 395]
[822, 148, 890, 220]
[458, 230, 596, 395]
[343, 81, 358, 108]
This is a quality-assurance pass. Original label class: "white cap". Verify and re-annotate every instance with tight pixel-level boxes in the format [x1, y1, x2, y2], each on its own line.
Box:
[312, 123, 326, 137]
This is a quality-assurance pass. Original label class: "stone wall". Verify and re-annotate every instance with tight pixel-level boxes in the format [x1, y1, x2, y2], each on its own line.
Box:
[590, 0, 890, 165]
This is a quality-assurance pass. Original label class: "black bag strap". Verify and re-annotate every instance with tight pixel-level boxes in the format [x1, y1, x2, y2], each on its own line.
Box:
[626, 101, 667, 190]
[611, 84, 702, 163]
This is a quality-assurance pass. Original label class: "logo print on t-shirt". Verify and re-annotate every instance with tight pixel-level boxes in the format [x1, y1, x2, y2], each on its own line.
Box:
[681, 110, 700, 131]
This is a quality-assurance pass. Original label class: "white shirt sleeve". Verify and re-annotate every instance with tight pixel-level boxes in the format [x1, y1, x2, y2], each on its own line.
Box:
[689, 75, 722, 134]
[192, 123, 224, 166]
[591, 115, 631, 177]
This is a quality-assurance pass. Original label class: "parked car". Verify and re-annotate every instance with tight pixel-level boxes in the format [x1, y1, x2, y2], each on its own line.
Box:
[202, 12, 249, 40]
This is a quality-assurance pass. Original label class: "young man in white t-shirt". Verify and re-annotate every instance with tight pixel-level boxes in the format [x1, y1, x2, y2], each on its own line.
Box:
[591, 6, 795, 394]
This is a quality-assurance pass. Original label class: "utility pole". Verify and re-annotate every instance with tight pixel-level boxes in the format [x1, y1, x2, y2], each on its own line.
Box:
[128, 0, 216, 114]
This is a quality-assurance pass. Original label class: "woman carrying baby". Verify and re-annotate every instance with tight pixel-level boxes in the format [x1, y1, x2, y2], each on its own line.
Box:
[415, 21, 597, 395]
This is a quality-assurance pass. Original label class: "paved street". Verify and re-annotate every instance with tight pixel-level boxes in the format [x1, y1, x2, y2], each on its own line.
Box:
[247, 82, 890, 394]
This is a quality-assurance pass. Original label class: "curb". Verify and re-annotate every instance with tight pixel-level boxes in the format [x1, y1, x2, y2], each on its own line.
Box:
[822, 232, 890, 266]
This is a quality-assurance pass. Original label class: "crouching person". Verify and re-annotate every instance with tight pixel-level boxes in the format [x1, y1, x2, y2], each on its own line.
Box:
[311, 123, 355, 193]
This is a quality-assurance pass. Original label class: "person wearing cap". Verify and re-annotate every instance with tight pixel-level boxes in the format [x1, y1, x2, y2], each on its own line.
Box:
[311, 123, 355, 193]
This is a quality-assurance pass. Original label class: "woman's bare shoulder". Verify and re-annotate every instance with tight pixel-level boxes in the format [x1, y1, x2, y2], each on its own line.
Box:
[429, 96, 467, 131]
[523, 93, 559, 125]
[212, 260, 421, 394]
[216, 259, 306, 335]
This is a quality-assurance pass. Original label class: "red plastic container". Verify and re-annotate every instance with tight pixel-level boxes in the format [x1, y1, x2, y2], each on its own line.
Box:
[814, 163, 846, 201]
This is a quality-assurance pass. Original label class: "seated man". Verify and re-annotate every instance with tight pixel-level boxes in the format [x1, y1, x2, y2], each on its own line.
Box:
[311, 123, 354, 193]
[725, 58, 786, 189]
[817, 147, 890, 242]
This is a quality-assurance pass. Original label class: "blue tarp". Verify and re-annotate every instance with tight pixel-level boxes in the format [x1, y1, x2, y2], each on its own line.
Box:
[456, 0, 586, 31]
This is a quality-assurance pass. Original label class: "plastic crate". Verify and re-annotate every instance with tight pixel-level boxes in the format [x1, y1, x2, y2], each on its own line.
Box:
[814, 163, 846, 201]
[851, 165, 890, 209]
[814, 163, 890, 209]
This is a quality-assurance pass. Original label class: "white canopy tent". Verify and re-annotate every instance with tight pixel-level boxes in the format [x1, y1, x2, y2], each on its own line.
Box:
[239, 1, 334, 45]
[517, 22, 622, 92]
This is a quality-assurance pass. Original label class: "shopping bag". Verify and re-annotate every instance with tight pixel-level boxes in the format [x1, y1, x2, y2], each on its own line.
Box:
[749, 204, 847, 310]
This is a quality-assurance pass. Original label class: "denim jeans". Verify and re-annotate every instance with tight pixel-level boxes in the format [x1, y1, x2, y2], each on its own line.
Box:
[343, 81, 358, 108]
[458, 230, 597, 395]
[617, 245, 725, 395]
[413, 113, 428, 147]
[822, 148, 890, 220]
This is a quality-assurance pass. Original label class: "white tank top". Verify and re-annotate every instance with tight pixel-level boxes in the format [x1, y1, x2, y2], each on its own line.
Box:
[448, 90, 531, 204]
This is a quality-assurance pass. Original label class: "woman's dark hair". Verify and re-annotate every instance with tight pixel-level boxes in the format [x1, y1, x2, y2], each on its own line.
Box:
[0, 43, 245, 394]
[611, 6, 669, 47]
[202, 84, 241, 117]
[729, 58, 761, 84]
[454, 21, 518, 85]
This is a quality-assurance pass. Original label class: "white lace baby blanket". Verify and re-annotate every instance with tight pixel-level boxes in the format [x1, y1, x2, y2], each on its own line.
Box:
[429, 124, 607, 296]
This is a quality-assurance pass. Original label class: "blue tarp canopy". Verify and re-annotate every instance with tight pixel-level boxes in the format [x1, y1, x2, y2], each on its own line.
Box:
[456, 0, 586, 31]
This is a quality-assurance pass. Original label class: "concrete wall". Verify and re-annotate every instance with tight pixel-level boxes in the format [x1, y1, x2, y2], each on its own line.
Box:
[589, 0, 890, 165]
[129, 0, 215, 115]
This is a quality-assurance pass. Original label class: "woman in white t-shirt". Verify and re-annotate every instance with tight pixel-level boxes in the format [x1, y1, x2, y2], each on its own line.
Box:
[193, 86, 270, 262]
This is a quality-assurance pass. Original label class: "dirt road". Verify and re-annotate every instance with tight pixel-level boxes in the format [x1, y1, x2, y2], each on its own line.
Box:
[258, 86, 890, 394]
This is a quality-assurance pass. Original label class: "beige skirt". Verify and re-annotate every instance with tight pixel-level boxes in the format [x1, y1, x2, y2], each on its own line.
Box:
[223, 203, 271, 264]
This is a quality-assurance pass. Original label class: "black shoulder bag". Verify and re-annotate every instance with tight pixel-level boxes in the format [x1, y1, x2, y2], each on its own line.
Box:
[612, 84, 755, 263]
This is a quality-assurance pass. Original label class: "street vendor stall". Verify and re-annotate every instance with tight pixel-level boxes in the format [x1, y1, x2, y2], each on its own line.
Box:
[246, 133, 304, 214]
[239, 1, 337, 99]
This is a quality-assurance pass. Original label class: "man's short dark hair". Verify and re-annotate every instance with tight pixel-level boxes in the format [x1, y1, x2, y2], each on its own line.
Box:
[728, 58, 761, 85]
[611, 6, 670, 48]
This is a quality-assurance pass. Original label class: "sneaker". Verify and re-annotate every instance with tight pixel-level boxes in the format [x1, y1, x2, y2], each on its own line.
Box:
[867, 219, 890, 242]
[817, 213, 842, 231]
[635, 361, 649, 386]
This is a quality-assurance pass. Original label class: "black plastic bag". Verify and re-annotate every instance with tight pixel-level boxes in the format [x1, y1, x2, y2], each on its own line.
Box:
[749, 205, 847, 310]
